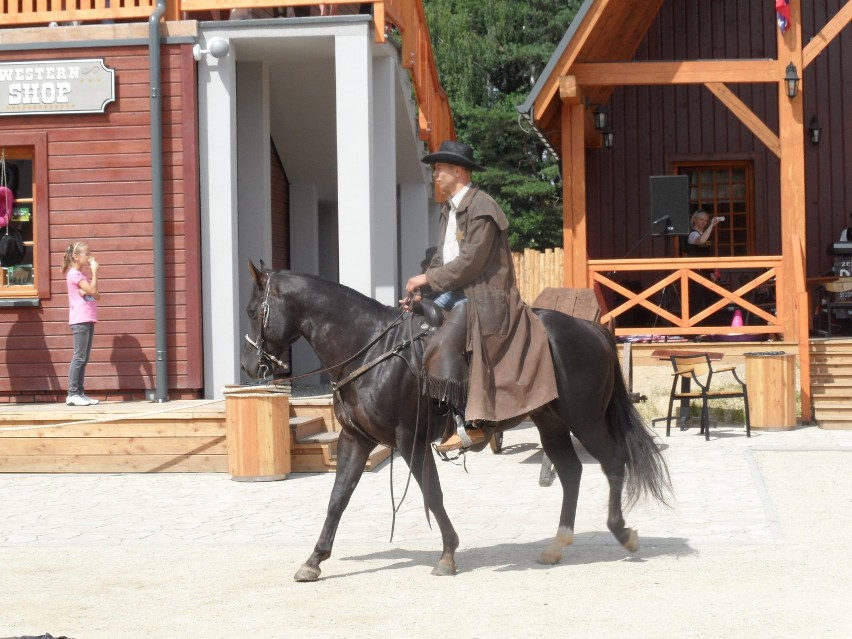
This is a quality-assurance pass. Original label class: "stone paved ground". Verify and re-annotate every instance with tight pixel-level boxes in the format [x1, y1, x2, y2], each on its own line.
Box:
[1, 421, 850, 638]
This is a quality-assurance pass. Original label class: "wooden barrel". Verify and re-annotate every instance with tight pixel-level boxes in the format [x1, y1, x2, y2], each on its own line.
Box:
[745, 352, 797, 430]
[225, 390, 290, 481]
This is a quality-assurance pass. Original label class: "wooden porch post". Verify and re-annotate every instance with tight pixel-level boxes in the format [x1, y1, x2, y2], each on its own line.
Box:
[777, 0, 810, 421]
[561, 100, 588, 287]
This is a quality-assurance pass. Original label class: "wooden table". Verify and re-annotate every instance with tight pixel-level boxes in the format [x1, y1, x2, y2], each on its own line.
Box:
[650, 349, 723, 361]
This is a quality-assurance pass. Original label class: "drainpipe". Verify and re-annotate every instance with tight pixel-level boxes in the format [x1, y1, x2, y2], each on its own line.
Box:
[149, 0, 168, 402]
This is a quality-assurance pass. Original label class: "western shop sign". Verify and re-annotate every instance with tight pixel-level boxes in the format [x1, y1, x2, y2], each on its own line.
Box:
[0, 59, 115, 116]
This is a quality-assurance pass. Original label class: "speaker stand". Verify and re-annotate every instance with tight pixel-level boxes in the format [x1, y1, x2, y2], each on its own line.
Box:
[652, 233, 680, 328]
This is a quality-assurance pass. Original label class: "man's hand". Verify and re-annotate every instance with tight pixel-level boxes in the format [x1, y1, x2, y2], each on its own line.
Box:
[405, 273, 429, 294]
[400, 274, 429, 311]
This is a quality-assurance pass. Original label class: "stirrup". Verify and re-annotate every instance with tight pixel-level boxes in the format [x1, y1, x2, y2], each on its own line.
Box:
[456, 421, 475, 448]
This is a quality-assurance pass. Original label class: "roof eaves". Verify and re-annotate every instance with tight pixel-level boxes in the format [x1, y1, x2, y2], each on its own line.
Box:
[515, 0, 596, 121]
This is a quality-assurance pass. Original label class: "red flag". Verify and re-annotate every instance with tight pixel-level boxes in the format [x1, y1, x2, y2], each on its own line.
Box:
[776, 0, 791, 33]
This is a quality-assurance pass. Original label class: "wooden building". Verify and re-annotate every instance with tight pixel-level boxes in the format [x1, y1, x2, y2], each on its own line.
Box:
[0, 1, 454, 404]
[519, 0, 852, 421]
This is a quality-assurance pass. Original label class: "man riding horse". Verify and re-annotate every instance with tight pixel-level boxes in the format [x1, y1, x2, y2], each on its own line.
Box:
[402, 140, 558, 454]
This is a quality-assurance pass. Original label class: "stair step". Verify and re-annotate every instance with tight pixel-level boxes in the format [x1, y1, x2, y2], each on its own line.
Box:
[815, 421, 852, 430]
[289, 415, 325, 440]
[296, 430, 339, 445]
[328, 444, 393, 471]
[364, 444, 392, 470]
[811, 377, 852, 385]
[808, 339, 851, 430]
[290, 438, 338, 472]
[809, 356, 852, 365]
[811, 399, 852, 408]
[811, 382, 850, 397]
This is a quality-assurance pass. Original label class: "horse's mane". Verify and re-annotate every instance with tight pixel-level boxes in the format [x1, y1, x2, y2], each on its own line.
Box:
[272, 270, 400, 319]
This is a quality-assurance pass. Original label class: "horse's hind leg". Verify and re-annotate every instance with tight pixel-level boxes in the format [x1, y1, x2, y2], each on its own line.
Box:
[532, 408, 582, 565]
[577, 436, 638, 552]
[604, 465, 639, 552]
[295, 429, 374, 582]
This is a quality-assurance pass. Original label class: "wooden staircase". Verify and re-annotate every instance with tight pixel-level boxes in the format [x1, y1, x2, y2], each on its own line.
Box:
[288, 397, 391, 472]
[809, 338, 852, 429]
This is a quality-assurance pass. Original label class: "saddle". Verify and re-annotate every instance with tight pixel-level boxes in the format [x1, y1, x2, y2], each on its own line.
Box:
[411, 297, 445, 328]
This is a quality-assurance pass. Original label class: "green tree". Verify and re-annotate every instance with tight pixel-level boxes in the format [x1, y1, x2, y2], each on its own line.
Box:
[424, 0, 581, 249]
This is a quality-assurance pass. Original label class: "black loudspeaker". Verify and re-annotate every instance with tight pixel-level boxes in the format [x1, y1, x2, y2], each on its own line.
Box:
[649, 175, 690, 235]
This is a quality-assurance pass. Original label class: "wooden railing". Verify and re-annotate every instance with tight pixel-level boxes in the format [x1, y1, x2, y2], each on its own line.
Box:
[589, 256, 784, 338]
[381, 0, 454, 151]
[0, 1, 163, 25]
[0, 1, 454, 154]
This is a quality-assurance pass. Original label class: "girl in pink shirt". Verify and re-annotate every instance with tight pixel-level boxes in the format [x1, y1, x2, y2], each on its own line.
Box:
[61, 241, 101, 406]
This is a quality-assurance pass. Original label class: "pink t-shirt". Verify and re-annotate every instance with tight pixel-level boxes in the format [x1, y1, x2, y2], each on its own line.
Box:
[66, 268, 98, 325]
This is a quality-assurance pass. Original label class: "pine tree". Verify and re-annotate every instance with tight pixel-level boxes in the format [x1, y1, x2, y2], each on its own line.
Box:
[423, 0, 581, 249]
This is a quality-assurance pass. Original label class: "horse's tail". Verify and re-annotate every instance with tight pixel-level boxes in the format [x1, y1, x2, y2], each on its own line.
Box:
[606, 357, 672, 510]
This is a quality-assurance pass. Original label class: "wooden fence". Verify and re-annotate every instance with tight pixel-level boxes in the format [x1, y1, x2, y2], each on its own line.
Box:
[512, 247, 564, 305]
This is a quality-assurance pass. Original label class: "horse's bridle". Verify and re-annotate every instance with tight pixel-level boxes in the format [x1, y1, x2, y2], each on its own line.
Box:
[244, 273, 288, 380]
[245, 271, 429, 386]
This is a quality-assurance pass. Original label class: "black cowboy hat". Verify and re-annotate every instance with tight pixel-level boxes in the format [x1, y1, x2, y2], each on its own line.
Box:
[421, 140, 486, 172]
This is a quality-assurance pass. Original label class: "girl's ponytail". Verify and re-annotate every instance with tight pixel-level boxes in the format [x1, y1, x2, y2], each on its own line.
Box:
[61, 243, 77, 274]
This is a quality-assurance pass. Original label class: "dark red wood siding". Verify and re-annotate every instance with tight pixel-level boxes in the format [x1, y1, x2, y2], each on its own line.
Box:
[585, 0, 851, 278]
[0, 44, 202, 402]
[270, 141, 290, 272]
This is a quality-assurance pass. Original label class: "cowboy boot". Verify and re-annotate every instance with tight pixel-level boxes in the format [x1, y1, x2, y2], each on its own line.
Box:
[435, 410, 488, 454]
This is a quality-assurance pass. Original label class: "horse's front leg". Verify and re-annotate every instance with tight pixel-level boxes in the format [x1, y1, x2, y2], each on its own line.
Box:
[396, 427, 459, 576]
[295, 428, 374, 582]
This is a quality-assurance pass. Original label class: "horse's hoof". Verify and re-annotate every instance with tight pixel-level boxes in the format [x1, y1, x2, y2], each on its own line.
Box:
[294, 564, 321, 582]
[431, 560, 457, 576]
[537, 548, 563, 565]
[622, 528, 639, 553]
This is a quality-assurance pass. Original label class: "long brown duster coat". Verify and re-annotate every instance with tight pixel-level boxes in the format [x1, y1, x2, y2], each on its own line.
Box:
[425, 186, 558, 422]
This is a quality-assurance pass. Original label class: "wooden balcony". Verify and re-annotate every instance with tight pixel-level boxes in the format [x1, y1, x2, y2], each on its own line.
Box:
[589, 256, 784, 338]
[0, 1, 454, 153]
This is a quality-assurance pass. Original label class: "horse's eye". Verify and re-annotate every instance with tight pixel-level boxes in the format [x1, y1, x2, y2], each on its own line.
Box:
[248, 309, 257, 320]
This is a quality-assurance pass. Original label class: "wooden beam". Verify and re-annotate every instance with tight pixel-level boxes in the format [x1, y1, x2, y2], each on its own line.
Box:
[802, 0, 852, 69]
[561, 102, 588, 287]
[777, 0, 807, 419]
[558, 77, 601, 146]
[791, 234, 812, 423]
[704, 82, 781, 158]
[558, 75, 583, 104]
[572, 60, 778, 86]
[533, 0, 616, 130]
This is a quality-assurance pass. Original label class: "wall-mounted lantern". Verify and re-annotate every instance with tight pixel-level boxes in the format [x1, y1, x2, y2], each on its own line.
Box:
[784, 62, 800, 99]
[808, 115, 822, 145]
[593, 106, 608, 131]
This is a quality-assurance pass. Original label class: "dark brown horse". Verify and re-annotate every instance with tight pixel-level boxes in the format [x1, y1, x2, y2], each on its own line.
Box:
[240, 263, 670, 581]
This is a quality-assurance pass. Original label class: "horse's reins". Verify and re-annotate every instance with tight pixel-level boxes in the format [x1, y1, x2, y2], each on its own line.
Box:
[245, 273, 429, 393]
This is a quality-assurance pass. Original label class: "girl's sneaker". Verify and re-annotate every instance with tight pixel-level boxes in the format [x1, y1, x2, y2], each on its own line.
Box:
[66, 395, 91, 406]
[81, 395, 100, 405]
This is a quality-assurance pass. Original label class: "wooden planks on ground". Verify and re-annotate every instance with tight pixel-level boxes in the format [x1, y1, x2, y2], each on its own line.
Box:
[0, 401, 228, 473]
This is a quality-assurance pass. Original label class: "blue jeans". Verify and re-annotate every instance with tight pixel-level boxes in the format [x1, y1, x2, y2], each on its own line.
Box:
[433, 289, 466, 310]
[68, 322, 95, 396]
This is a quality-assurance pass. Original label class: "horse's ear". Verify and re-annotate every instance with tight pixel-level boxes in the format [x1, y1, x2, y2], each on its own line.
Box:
[248, 260, 267, 290]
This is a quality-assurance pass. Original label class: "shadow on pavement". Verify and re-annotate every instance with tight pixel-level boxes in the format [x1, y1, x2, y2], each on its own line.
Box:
[331, 534, 694, 578]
